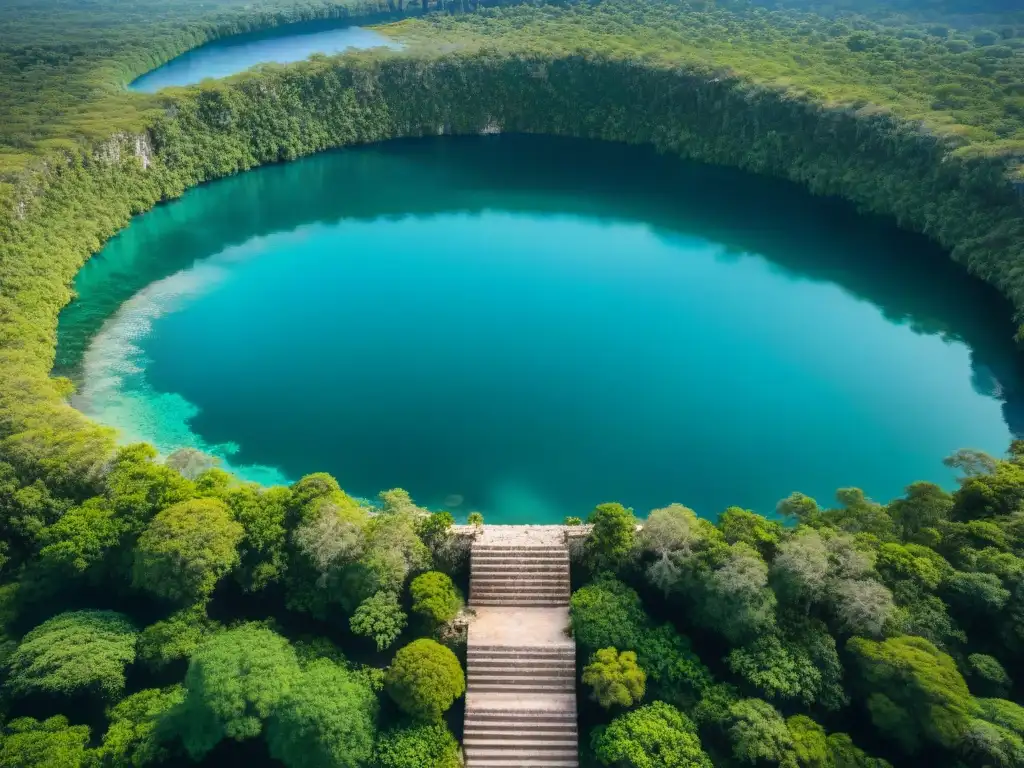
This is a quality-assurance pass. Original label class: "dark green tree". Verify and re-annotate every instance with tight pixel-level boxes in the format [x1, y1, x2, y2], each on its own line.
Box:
[133, 497, 243, 603]
[585, 502, 637, 573]
[266, 658, 378, 768]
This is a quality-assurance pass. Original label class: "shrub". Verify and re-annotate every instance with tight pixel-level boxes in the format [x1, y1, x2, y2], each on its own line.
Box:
[385, 639, 465, 721]
[583, 647, 646, 708]
[592, 701, 712, 767]
[410, 572, 463, 628]
[374, 723, 461, 768]
[350, 591, 407, 651]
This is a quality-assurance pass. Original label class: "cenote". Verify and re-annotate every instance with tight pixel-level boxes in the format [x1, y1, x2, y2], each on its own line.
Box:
[55, 135, 1024, 523]
[128, 19, 400, 92]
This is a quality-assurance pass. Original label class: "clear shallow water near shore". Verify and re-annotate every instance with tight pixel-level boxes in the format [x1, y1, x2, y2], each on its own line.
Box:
[129, 20, 400, 92]
[55, 135, 1024, 522]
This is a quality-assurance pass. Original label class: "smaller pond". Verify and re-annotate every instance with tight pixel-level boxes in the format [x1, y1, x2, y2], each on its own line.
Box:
[129, 20, 400, 92]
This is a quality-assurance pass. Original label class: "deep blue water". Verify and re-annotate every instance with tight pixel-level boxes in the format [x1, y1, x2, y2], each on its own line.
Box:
[129, 20, 400, 92]
[55, 136, 1024, 523]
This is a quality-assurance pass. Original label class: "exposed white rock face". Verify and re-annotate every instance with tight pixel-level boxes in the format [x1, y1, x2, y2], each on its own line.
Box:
[94, 131, 155, 170]
[479, 119, 502, 135]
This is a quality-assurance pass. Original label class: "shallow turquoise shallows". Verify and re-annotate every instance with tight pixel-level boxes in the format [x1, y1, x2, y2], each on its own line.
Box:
[129, 20, 400, 92]
[55, 136, 1024, 523]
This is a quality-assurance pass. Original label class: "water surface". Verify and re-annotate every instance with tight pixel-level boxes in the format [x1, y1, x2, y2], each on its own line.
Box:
[130, 20, 400, 92]
[56, 136, 1024, 522]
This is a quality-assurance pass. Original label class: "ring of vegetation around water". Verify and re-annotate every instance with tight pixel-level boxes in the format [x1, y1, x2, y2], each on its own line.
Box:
[3, 0, 1024, 766]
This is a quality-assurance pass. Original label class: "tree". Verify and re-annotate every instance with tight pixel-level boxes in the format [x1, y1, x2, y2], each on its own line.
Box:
[592, 701, 712, 768]
[585, 502, 637, 573]
[416, 510, 454, 551]
[0, 716, 89, 768]
[36, 497, 123, 576]
[374, 723, 461, 768]
[350, 591, 406, 651]
[137, 604, 221, 671]
[829, 578, 894, 638]
[570, 578, 645, 653]
[727, 635, 824, 709]
[787, 716, 828, 768]
[697, 543, 777, 644]
[6, 610, 137, 700]
[173, 624, 300, 759]
[776, 493, 820, 524]
[771, 528, 828, 612]
[223, 484, 290, 592]
[825, 733, 891, 768]
[637, 503, 703, 594]
[94, 686, 185, 766]
[719, 507, 782, 559]
[385, 639, 465, 722]
[133, 498, 243, 603]
[727, 698, 797, 767]
[634, 623, 713, 710]
[944, 570, 1011, 617]
[410, 571, 462, 629]
[583, 647, 646, 709]
[967, 654, 1012, 698]
[887, 482, 952, 540]
[847, 635, 977, 752]
[821, 489, 895, 540]
[948, 456, 1024, 520]
[266, 658, 378, 768]
[104, 444, 195, 534]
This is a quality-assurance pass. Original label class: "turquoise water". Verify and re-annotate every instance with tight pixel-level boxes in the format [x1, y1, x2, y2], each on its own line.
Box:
[129, 20, 400, 92]
[55, 136, 1024, 522]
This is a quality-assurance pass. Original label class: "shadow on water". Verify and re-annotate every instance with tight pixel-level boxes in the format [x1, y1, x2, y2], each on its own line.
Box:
[56, 134, 1024, 436]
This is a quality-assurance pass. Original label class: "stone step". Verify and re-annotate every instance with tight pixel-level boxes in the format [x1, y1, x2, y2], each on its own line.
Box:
[471, 557, 569, 561]
[466, 712, 577, 724]
[468, 577, 569, 581]
[468, 589, 569, 593]
[466, 759, 578, 768]
[466, 744, 578, 753]
[473, 545, 568, 553]
[472, 560, 569, 569]
[469, 682, 575, 694]
[470, 644, 575, 655]
[468, 598, 573, 606]
[472, 573, 568, 581]
[469, 659, 574, 670]
[468, 741, 581, 753]
[470, 600, 570, 607]
[465, 749, 578, 767]
[469, 657, 574, 668]
[470, 594, 570, 603]
[470, 602, 569, 608]
[471, 573, 569, 577]
[468, 729, 581, 741]
[465, 724, 578, 735]
[468, 671, 573, 684]
[472, 581, 569, 588]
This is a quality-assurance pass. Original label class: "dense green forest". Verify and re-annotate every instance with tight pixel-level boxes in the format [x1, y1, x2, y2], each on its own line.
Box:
[2, 0, 1024, 764]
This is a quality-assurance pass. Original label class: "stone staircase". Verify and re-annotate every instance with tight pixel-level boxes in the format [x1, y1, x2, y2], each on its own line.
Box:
[470, 542, 570, 607]
[464, 526, 579, 768]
